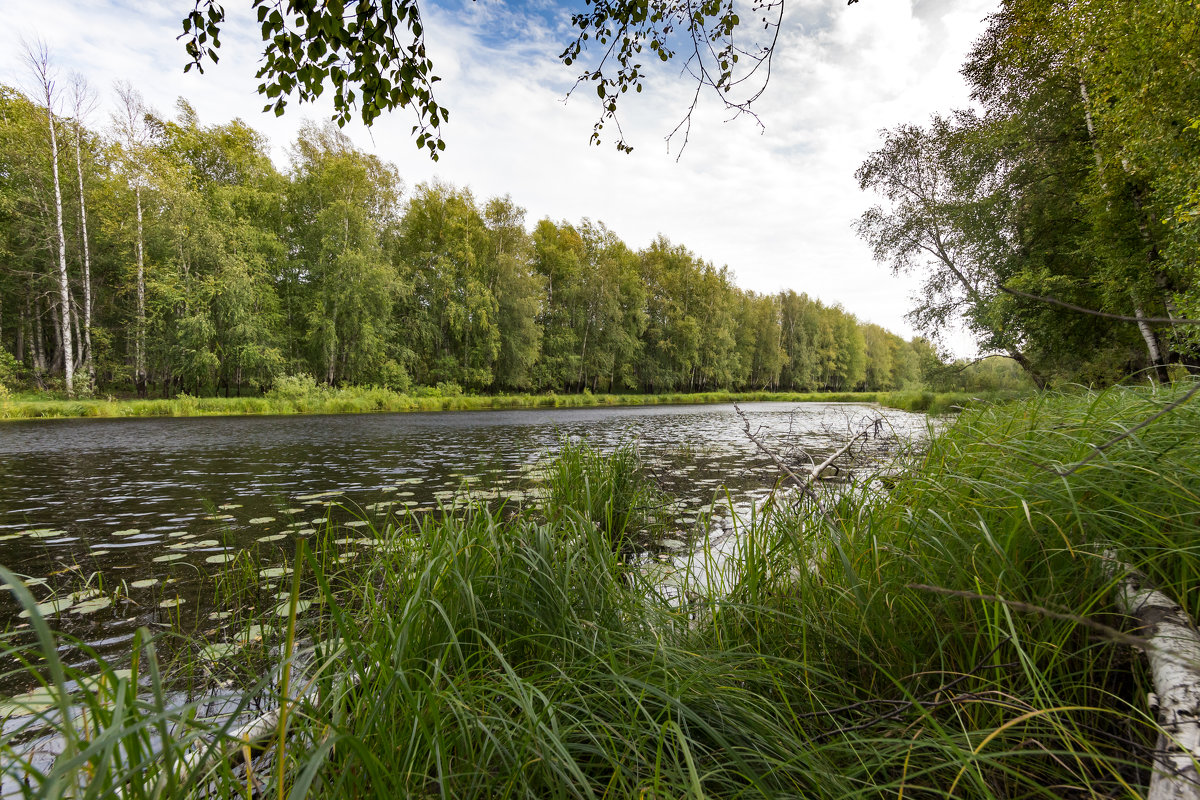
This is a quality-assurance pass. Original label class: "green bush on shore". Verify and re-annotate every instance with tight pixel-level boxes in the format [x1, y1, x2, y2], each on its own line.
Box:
[3, 382, 1195, 797]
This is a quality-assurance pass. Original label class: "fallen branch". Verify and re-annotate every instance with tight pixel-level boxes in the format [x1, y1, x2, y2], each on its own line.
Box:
[734, 405, 844, 533]
[1109, 562, 1200, 800]
[182, 647, 360, 778]
[1051, 382, 1200, 478]
[913, 574, 1200, 798]
[808, 429, 870, 483]
[998, 285, 1200, 326]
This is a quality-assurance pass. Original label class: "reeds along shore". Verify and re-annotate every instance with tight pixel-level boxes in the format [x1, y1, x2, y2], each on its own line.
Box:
[0, 387, 993, 420]
[2, 381, 1197, 798]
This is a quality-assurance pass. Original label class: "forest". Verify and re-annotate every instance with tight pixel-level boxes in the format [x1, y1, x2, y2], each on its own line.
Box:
[857, 0, 1200, 388]
[0, 81, 935, 401]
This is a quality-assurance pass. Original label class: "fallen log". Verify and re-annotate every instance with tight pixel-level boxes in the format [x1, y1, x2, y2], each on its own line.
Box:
[1111, 563, 1200, 800]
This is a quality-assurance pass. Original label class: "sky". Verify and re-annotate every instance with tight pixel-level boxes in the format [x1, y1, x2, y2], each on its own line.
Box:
[0, 0, 998, 354]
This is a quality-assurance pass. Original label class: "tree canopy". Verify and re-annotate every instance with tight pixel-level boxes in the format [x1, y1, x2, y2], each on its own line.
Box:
[181, 0, 787, 155]
[857, 0, 1200, 384]
[0, 84, 928, 398]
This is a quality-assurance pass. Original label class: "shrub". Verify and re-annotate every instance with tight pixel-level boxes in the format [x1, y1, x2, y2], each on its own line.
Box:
[376, 359, 411, 394]
[266, 373, 323, 401]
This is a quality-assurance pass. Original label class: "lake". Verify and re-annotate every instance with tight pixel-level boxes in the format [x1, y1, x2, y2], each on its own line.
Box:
[0, 401, 927, 680]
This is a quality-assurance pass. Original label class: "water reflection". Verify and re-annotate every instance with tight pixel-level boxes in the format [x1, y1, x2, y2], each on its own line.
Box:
[0, 402, 927, 665]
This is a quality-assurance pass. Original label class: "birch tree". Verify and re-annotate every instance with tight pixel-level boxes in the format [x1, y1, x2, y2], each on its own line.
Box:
[24, 41, 74, 397]
[113, 81, 151, 396]
[69, 73, 97, 391]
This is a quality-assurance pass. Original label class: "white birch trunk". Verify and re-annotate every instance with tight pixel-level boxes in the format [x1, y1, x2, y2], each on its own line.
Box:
[48, 107, 74, 396]
[1112, 564, 1200, 800]
[30, 48, 75, 397]
[1135, 303, 1168, 376]
[135, 183, 146, 393]
[72, 117, 94, 390]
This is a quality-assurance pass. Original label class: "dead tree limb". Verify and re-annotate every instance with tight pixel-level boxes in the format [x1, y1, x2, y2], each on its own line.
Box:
[1052, 382, 1200, 478]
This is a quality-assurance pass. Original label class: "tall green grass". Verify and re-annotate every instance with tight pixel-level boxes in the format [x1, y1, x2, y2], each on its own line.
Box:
[3, 382, 1195, 797]
[0, 386, 1002, 420]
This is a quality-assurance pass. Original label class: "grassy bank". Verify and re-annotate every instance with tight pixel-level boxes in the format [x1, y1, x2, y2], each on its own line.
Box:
[0, 386, 999, 420]
[3, 382, 1195, 797]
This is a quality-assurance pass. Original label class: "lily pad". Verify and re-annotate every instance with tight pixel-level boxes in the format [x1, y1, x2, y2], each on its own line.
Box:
[24, 529, 67, 539]
[129, 579, 159, 589]
[159, 598, 185, 609]
[256, 533, 288, 543]
[71, 597, 113, 615]
[295, 491, 342, 501]
[205, 553, 237, 564]
[152, 553, 186, 563]
[201, 643, 239, 660]
[0, 669, 132, 719]
[248, 517, 276, 525]
[18, 598, 74, 619]
[0, 577, 47, 591]
[239, 624, 269, 644]
[274, 599, 312, 617]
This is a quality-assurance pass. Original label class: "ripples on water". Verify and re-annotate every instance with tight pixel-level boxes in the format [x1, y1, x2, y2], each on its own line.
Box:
[0, 402, 928, 677]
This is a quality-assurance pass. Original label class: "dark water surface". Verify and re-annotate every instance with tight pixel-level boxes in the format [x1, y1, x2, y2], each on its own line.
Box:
[0, 402, 927, 679]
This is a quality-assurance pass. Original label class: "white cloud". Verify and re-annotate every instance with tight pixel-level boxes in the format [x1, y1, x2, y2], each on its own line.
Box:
[0, 0, 997, 354]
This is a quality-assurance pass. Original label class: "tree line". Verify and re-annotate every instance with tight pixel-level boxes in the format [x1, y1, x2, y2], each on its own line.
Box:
[857, 0, 1200, 387]
[0, 78, 931, 399]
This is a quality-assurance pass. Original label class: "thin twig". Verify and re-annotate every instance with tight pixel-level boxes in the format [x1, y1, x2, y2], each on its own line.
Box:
[907, 583, 1149, 652]
[1051, 382, 1200, 477]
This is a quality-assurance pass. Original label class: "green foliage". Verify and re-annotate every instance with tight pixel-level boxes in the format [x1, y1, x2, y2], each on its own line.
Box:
[0, 348, 18, 396]
[266, 372, 323, 400]
[543, 438, 664, 552]
[180, 0, 783, 156]
[559, 0, 781, 152]
[860, 0, 1200, 382]
[182, 0, 448, 158]
[1, 82, 934, 403]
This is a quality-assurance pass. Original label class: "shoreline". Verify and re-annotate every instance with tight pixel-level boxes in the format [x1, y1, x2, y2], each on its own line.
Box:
[0, 388, 993, 422]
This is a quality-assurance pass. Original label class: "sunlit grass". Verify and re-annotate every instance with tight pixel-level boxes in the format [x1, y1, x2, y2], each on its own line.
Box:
[0, 386, 1012, 420]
